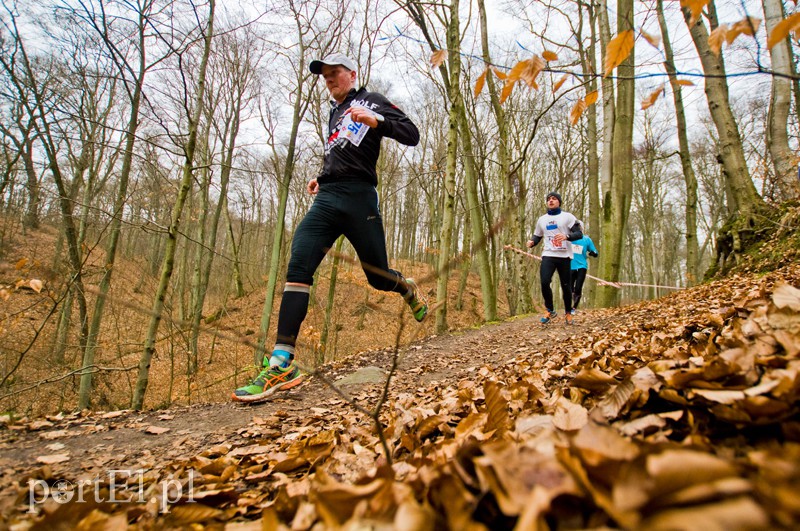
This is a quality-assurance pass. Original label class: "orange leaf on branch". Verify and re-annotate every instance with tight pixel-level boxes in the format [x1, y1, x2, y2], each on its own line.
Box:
[604, 30, 634, 77]
[727, 16, 761, 44]
[519, 55, 545, 89]
[711, 17, 762, 54]
[584, 90, 599, 106]
[553, 73, 569, 93]
[680, 0, 712, 26]
[474, 67, 488, 98]
[767, 12, 800, 50]
[506, 60, 529, 83]
[708, 24, 728, 56]
[676, 79, 695, 86]
[492, 67, 508, 80]
[569, 99, 587, 126]
[499, 80, 516, 104]
[641, 29, 662, 49]
[499, 57, 543, 102]
[430, 49, 448, 69]
[542, 50, 558, 61]
[641, 85, 665, 110]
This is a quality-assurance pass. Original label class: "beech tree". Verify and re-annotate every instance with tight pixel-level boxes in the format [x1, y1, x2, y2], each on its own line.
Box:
[683, 0, 765, 218]
[597, 0, 635, 307]
[657, 0, 700, 285]
[762, 0, 798, 199]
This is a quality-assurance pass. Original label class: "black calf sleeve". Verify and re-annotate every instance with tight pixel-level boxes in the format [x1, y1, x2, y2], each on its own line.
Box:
[276, 285, 310, 350]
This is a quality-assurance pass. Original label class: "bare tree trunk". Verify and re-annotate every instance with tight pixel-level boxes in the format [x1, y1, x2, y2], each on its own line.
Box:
[21, 139, 40, 230]
[408, 0, 496, 323]
[319, 236, 344, 366]
[4, 13, 92, 373]
[456, 208, 470, 311]
[436, 99, 458, 332]
[188, 130, 212, 375]
[683, 1, 764, 216]
[477, 0, 516, 316]
[0, 107, 42, 233]
[256, 80, 306, 365]
[578, 0, 601, 307]
[584, 6, 601, 242]
[133, 0, 215, 410]
[224, 197, 245, 298]
[762, 0, 799, 199]
[455, 102, 497, 321]
[188, 35, 249, 370]
[399, 0, 458, 333]
[77, 10, 147, 407]
[598, 0, 634, 307]
[597, 0, 615, 219]
[52, 289, 74, 365]
[658, 0, 699, 285]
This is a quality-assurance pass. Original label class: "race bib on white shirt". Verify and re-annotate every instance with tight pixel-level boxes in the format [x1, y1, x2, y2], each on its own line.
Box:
[339, 113, 369, 147]
[545, 235, 568, 251]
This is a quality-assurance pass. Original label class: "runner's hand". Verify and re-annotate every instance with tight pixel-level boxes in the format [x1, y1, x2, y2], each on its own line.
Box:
[307, 178, 319, 195]
[348, 106, 379, 128]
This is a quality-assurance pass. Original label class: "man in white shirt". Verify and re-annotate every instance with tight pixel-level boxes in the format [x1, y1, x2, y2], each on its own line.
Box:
[526, 192, 583, 324]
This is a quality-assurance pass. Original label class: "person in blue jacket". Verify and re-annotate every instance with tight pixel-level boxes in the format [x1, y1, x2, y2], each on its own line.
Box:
[569, 222, 598, 314]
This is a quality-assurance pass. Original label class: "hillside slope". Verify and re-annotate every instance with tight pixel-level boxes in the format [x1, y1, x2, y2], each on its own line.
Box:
[0, 222, 500, 415]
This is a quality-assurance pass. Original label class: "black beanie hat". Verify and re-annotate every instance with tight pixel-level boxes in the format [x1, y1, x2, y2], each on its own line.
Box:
[546, 192, 562, 206]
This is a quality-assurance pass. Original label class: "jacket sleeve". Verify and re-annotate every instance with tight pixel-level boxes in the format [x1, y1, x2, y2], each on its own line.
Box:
[588, 238, 598, 257]
[374, 95, 420, 147]
[531, 217, 543, 246]
[566, 221, 583, 242]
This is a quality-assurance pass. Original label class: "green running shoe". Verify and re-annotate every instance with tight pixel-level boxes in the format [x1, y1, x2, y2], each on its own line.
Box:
[405, 278, 428, 322]
[232, 362, 303, 403]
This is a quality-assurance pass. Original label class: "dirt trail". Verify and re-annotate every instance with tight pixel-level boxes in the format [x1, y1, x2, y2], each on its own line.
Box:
[0, 311, 611, 491]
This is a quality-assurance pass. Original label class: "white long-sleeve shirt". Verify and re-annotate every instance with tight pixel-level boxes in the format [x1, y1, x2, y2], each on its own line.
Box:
[533, 211, 580, 258]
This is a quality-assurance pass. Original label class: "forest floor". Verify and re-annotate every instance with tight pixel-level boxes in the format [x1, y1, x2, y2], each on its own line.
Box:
[1, 257, 800, 529]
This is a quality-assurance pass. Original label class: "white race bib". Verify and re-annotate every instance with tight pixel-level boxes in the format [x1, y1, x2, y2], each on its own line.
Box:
[545, 235, 567, 251]
[339, 114, 369, 146]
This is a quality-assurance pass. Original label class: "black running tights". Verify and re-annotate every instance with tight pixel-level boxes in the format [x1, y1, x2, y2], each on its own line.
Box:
[540, 257, 572, 313]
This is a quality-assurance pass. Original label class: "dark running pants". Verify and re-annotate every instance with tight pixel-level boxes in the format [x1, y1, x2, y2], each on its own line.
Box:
[540, 256, 572, 314]
[286, 181, 405, 290]
[570, 268, 587, 309]
[277, 182, 408, 356]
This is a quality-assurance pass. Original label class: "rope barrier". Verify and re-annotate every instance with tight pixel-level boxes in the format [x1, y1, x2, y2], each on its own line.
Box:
[503, 244, 685, 291]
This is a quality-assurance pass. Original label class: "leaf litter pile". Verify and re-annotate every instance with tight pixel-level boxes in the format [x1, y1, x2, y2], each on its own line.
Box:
[3, 263, 800, 529]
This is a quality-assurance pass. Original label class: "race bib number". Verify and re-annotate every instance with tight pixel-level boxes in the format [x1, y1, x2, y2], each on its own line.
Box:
[545, 235, 567, 251]
[572, 243, 583, 254]
[340, 114, 369, 146]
